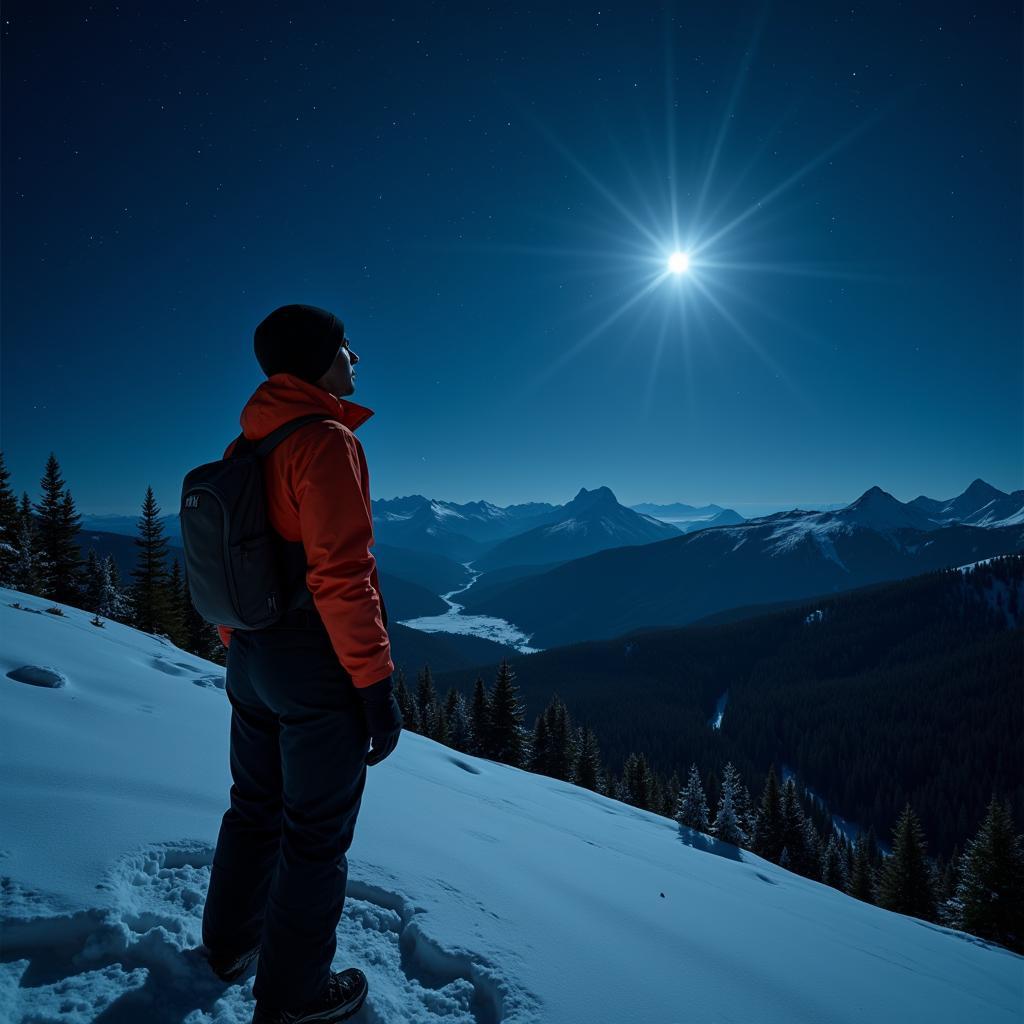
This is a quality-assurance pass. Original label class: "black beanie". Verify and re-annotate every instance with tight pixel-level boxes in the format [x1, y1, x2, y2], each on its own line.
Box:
[253, 304, 345, 382]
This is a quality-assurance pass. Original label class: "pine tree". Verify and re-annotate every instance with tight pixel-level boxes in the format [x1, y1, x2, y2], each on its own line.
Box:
[571, 725, 603, 792]
[649, 771, 665, 818]
[416, 665, 438, 740]
[734, 778, 757, 842]
[802, 815, 823, 882]
[954, 796, 1024, 952]
[131, 486, 172, 634]
[181, 570, 221, 660]
[821, 834, 849, 892]
[621, 752, 653, 810]
[712, 762, 745, 846]
[102, 554, 133, 624]
[850, 832, 876, 904]
[676, 763, 710, 833]
[60, 489, 84, 602]
[878, 803, 938, 922]
[779, 778, 814, 879]
[545, 695, 575, 781]
[469, 676, 491, 757]
[443, 688, 472, 753]
[11, 493, 42, 596]
[82, 549, 105, 611]
[164, 559, 190, 649]
[434, 694, 450, 746]
[395, 668, 419, 732]
[0, 451, 20, 585]
[98, 554, 131, 623]
[752, 765, 785, 861]
[663, 771, 682, 819]
[488, 658, 527, 767]
[529, 711, 551, 774]
[33, 454, 82, 604]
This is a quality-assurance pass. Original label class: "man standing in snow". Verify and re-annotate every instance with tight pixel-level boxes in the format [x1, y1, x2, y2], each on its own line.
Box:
[200, 303, 402, 1024]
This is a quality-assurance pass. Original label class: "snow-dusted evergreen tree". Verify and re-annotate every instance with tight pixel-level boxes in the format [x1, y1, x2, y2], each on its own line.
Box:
[82, 549, 105, 611]
[415, 665, 439, 740]
[675, 763, 710, 833]
[443, 688, 471, 753]
[394, 668, 418, 733]
[131, 486, 172, 634]
[621, 752, 653, 810]
[469, 676, 491, 757]
[488, 659, 527, 767]
[0, 451, 20, 585]
[821, 833, 850, 892]
[570, 725, 603, 792]
[34, 454, 82, 605]
[751, 764, 785, 861]
[733, 775, 757, 842]
[711, 762, 745, 846]
[802, 815, 823, 881]
[10, 494, 42, 596]
[97, 555, 131, 623]
[102, 554, 133, 624]
[953, 796, 1024, 952]
[878, 802, 938, 922]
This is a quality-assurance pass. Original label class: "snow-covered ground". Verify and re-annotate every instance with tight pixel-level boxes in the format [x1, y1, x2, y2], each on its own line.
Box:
[397, 562, 542, 653]
[0, 588, 1020, 1024]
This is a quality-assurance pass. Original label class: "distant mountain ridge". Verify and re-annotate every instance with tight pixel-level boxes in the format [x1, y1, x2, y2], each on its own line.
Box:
[458, 484, 1024, 647]
[472, 486, 682, 570]
[908, 478, 1024, 528]
[82, 477, 1021, 536]
[630, 501, 746, 533]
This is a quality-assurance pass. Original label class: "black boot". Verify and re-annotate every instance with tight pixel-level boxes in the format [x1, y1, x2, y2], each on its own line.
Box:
[251, 968, 368, 1023]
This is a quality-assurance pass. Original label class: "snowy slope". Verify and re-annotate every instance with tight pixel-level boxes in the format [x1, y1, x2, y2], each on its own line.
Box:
[0, 589, 1020, 1024]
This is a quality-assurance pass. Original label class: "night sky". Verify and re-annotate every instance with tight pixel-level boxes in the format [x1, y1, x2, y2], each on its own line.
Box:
[2, 3, 1021, 515]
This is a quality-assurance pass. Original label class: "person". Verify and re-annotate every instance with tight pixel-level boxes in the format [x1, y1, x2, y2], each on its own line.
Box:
[199, 303, 403, 1024]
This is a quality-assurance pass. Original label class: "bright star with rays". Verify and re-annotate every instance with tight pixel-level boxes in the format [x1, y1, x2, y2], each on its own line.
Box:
[668, 251, 690, 274]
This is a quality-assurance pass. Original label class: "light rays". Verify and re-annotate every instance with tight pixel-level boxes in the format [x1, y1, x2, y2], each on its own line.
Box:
[435, 8, 891, 412]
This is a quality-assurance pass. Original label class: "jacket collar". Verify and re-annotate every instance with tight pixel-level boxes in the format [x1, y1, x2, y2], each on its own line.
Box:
[240, 372, 375, 441]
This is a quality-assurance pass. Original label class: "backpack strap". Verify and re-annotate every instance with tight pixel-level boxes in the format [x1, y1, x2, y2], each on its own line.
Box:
[250, 414, 335, 458]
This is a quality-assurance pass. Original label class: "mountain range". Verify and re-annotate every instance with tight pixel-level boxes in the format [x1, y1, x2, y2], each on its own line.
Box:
[457, 485, 1024, 647]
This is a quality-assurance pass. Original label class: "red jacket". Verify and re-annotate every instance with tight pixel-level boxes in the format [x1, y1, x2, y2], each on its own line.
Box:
[216, 373, 394, 688]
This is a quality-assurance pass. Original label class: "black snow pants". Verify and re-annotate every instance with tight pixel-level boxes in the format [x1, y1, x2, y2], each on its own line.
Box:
[201, 607, 371, 1009]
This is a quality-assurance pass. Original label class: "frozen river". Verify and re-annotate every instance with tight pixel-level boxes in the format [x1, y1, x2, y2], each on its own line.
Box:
[397, 561, 543, 654]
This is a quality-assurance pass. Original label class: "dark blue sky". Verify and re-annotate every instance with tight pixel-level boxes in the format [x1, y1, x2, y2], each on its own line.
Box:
[3, 2, 1021, 515]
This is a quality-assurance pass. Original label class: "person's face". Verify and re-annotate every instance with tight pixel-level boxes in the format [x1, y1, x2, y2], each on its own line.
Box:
[316, 337, 359, 397]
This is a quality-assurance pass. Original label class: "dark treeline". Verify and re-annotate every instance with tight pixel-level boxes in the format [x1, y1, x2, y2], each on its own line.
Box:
[403, 654, 1024, 954]
[435, 558, 1023, 863]
[0, 451, 222, 663]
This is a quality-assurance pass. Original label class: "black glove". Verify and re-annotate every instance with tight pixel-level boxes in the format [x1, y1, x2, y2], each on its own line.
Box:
[358, 674, 403, 766]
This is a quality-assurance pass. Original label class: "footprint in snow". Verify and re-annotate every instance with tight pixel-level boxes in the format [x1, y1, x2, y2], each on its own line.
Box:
[5, 665, 68, 689]
[0, 841, 540, 1024]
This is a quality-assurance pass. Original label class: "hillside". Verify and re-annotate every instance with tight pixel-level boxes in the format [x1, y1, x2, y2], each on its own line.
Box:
[437, 558, 1024, 860]
[1, 587, 1019, 1022]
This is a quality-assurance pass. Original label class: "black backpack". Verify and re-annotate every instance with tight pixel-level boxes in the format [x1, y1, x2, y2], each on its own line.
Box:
[180, 414, 331, 629]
